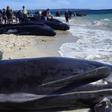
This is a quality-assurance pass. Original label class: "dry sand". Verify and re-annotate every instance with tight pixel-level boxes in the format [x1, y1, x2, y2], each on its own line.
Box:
[0, 30, 89, 112]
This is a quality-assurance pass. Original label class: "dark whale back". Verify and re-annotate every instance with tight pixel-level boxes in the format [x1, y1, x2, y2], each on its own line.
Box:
[0, 24, 56, 36]
[28, 17, 70, 30]
[0, 57, 111, 94]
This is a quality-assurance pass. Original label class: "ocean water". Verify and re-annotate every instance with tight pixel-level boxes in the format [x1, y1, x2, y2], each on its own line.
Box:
[59, 13, 112, 64]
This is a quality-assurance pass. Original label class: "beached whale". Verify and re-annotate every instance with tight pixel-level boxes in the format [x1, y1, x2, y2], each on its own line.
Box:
[0, 24, 56, 36]
[0, 57, 111, 111]
[28, 17, 70, 31]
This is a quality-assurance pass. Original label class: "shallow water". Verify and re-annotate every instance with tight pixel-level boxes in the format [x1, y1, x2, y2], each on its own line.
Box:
[58, 13, 112, 112]
[59, 14, 112, 64]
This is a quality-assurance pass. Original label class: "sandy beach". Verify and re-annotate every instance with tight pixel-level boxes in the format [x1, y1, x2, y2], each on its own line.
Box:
[0, 30, 76, 60]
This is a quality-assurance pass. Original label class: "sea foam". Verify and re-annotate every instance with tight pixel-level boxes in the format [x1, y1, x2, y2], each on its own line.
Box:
[59, 24, 112, 64]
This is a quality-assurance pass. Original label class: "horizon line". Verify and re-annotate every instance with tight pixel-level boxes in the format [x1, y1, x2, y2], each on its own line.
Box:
[23, 8, 112, 10]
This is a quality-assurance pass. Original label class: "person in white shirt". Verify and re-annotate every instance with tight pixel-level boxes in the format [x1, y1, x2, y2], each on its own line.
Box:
[22, 6, 28, 18]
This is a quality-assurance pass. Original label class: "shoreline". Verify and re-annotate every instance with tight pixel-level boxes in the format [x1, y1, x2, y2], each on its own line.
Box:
[1, 30, 76, 60]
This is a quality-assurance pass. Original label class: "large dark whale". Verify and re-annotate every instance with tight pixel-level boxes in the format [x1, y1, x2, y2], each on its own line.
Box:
[0, 57, 111, 111]
[28, 17, 70, 31]
[0, 57, 111, 93]
[0, 24, 56, 36]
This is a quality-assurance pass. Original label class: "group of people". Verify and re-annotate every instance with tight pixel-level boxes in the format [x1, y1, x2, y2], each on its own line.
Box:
[0, 6, 28, 24]
[34, 8, 53, 20]
[0, 6, 74, 24]
[56, 10, 73, 22]
[0, 7, 54, 24]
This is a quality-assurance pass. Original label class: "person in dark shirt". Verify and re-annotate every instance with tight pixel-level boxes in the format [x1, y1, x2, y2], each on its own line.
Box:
[2, 8, 7, 24]
[16, 10, 23, 23]
[6, 6, 13, 24]
[41, 9, 48, 20]
[68, 10, 72, 19]
[64, 10, 69, 22]
[55, 10, 61, 17]
[0, 10, 3, 24]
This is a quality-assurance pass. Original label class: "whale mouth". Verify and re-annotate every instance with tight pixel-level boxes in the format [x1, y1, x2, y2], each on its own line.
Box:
[91, 79, 109, 85]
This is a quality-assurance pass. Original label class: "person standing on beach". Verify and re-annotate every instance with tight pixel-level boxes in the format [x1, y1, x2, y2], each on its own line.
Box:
[21, 6, 28, 22]
[55, 10, 61, 17]
[64, 10, 69, 22]
[0, 10, 3, 24]
[2, 9, 7, 24]
[6, 6, 13, 24]
[41, 9, 47, 20]
[41, 9, 52, 20]
[68, 10, 72, 19]
[22, 6, 28, 17]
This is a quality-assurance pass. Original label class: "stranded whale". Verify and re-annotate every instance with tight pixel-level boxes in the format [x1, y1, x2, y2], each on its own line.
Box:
[0, 57, 111, 111]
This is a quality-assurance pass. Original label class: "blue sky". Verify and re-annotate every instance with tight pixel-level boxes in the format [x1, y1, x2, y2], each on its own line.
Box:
[0, 0, 112, 10]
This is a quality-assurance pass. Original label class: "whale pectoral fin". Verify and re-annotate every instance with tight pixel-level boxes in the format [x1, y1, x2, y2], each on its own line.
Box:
[40, 66, 111, 88]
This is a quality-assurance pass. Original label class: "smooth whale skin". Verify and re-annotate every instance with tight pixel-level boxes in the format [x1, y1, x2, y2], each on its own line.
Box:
[40, 66, 111, 94]
[44, 20, 70, 31]
[0, 57, 111, 111]
[0, 57, 111, 94]
[0, 24, 56, 36]
[28, 17, 70, 31]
